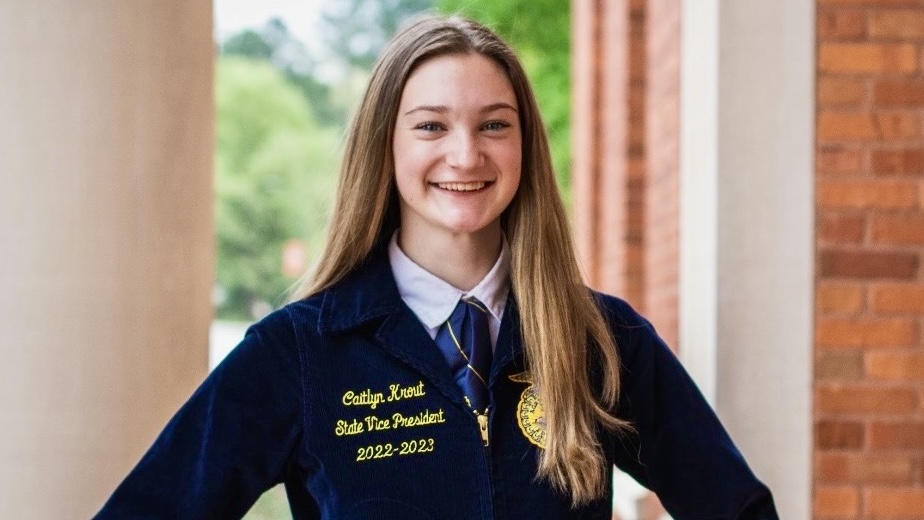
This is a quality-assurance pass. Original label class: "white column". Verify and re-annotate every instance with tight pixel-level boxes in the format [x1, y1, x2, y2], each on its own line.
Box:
[0, 1, 214, 517]
[679, 1, 814, 519]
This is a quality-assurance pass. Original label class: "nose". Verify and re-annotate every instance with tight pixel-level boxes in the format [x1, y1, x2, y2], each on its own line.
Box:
[445, 131, 483, 170]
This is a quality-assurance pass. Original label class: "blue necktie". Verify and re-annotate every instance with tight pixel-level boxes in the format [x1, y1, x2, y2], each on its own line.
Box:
[434, 297, 492, 414]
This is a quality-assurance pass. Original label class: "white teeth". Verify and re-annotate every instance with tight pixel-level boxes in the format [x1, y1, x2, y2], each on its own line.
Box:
[436, 181, 486, 192]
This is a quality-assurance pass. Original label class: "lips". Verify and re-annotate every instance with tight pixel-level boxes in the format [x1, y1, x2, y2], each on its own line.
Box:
[433, 181, 491, 192]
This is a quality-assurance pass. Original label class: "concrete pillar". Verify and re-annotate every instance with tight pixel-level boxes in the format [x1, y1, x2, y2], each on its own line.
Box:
[0, 1, 214, 517]
[679, 0, 814, 518]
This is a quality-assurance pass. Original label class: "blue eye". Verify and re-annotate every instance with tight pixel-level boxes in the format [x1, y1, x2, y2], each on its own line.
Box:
[415, 122, 444, 132]
[483, 120, 511, 131]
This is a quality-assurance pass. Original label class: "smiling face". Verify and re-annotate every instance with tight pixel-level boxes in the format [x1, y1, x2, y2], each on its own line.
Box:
[392, 52, 522, 247]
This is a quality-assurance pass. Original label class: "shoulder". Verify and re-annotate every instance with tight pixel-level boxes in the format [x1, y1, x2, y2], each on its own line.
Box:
[241, 294, 325, 351]
[587, 289, 669, 366]
[590, 290, 652, 332]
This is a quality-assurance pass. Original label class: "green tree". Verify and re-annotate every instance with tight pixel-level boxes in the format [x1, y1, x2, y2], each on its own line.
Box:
[222, 19, 346, 127]
[319, 0, 435, 70]
[216, 56, 339, 320]
[221, 28, 274, 61]
[435, 0, 572, 197]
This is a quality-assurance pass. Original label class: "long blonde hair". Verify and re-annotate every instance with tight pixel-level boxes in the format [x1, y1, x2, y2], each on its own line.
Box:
[290, 15, 630, 505]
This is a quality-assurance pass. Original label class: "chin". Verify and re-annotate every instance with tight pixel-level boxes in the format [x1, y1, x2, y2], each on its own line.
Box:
[441, 219, 500, 236]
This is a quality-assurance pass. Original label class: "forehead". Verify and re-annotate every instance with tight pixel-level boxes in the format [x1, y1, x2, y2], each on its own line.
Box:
[398, 53, 517, 111]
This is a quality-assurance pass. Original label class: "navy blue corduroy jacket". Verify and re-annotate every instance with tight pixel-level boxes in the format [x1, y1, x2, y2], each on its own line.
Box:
[95, 248, 778, 519]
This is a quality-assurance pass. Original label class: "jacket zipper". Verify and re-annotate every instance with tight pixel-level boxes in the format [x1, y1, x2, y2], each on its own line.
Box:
[475, 406, 495, 519]
[476, 410, 489, 446]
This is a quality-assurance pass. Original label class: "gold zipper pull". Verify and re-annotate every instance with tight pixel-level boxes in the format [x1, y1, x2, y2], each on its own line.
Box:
[477, 412, 489, 447]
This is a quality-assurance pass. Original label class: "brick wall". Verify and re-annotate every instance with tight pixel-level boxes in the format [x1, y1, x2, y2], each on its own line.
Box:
[625, 0, 647, 314]
[572, 0, 605, 287]
[644, 0, 680, 349]
[815, 0, 924, 517]
[572, 0, 645, 309]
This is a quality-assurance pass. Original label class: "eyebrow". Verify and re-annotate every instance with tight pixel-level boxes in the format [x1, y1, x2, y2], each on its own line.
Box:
[402, 102, 519, 116]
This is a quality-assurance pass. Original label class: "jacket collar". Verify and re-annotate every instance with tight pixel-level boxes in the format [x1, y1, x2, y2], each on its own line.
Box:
[316, 245, 525, 386]
[318, 245, 404, 335]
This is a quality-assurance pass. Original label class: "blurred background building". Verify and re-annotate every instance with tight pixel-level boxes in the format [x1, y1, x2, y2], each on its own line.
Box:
[1, 0, 922, 519]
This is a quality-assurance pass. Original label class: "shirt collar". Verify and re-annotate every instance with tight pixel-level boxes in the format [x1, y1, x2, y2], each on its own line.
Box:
[388, 232, 509, 329]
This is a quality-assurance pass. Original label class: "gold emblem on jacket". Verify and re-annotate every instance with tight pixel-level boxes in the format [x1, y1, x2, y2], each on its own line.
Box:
[509, 372, 546, 449]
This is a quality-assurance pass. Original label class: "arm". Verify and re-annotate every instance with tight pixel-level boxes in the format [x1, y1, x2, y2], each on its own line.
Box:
[603, 297, 779, 520]
[94, 309, 312, 520]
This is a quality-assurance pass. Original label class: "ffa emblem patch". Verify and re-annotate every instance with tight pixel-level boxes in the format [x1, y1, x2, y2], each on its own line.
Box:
[509, 372, 546, 449]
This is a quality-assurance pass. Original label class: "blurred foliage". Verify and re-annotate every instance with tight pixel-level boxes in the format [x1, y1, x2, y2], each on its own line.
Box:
[436, 0, 572, 198]
[215, 56, 338, 320]
[222, 19, 348, 128]
[320, 0, 435, 70]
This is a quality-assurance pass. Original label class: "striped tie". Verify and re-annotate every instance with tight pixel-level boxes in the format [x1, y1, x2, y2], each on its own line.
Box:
[434, 297, 492, 414]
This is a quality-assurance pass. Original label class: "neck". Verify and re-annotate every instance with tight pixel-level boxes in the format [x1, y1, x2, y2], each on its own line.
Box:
[398, 225, 502, 291]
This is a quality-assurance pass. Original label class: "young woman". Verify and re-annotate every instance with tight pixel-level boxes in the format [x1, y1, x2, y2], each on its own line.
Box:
[96, 15, 778, 520]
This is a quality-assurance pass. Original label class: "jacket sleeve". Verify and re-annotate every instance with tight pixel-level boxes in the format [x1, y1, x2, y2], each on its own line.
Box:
[602, 296, 779, 520]
[93, 308, 312, 520]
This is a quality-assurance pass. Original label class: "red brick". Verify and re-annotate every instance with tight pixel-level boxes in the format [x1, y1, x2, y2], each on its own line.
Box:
[819, 112, 877, 140]
[818, 250, 919, 279]
[817, 452, 915, 483]
[817, 147, 864, 174]
[819, 214, 866, 244]
[818, 351, 865, 380]
[814, 486, 859, 518]
[870, 9, 924, 39]
[819, 10, 867, 39]
[872, 284, 924, 313]
[817, 317, 918, 347]
[871, 214, 924, 244]
[870, 421, 924, 449]
[884, 112, 920, 139]
[817, 385, 919, 414]
[816, 419, 865, 449]
[871, 148, 924, 175]
[819, 43, 918, 74]
[628, 157, 645, 180]
[817, 284, 866, 314]
[874, 79, 924, 106]
[818, 111, 917, 141]
[868, 351, 924, 380]
[818, 180, 919, 209]
[866, 487, 924, 516]
[819, 77, 867, 106]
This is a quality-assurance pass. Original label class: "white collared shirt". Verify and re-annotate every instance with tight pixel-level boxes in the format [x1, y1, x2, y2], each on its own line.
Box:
[388, 232, 510, 349]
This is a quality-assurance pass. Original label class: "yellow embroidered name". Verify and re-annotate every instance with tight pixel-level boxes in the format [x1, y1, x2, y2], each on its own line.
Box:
[341, 389, 386, 410]
[387, 381, 426, 402]
[341, 381, 426, 410]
